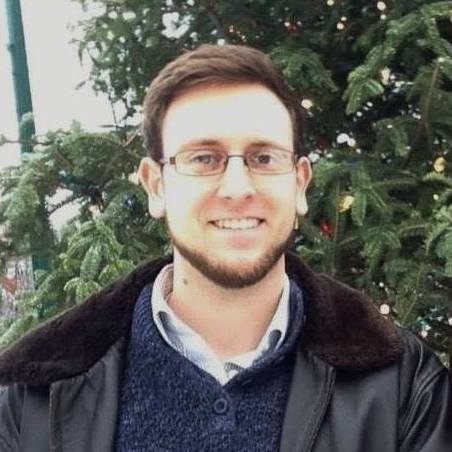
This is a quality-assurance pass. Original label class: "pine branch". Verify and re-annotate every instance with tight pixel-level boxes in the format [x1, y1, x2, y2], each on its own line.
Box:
[198, 0, 230, 43]
[400, 265, 424, 325]
[403, 60, 440, 168]
[48, 193, 80, 215]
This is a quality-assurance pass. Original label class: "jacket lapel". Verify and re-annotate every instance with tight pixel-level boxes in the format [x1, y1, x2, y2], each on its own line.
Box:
[49, 339, 125, 452]
[280, 344, 335, 452]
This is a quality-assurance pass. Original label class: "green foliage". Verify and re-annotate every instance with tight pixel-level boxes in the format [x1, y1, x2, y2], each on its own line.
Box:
[0, 0, 450, 362]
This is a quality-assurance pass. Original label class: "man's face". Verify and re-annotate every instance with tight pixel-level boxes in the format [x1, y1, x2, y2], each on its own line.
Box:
[140, 83, 311, 288]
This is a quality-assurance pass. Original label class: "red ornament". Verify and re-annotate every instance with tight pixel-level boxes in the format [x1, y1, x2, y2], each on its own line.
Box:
[0, 275, 17, 294]
[320, 221, 334, 236]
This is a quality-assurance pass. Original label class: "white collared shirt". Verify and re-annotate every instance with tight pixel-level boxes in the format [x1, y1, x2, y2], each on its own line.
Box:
[150, 264, 290, 385]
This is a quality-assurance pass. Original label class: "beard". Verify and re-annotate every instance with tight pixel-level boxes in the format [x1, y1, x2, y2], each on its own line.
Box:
[167, 219, 295, 289]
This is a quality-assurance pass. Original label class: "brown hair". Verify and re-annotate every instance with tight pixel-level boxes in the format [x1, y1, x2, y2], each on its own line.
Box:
[142, 44, 304, 161]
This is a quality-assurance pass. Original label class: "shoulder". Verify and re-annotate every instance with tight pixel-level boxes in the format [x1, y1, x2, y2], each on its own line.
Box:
[395, 330, 452, 449]
[397, 329, 450, 392]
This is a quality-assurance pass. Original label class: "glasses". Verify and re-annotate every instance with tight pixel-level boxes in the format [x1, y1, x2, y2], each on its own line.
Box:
[159, 149, 296, 176]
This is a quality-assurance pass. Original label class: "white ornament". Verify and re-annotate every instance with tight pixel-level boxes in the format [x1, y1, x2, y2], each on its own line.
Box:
[377, 1, 387, 11]
[301, 99, 314, 110]
[379, 304, 390, 315]
[380, 67, 391, 85]
[337, 22, 345, 30]
[347, 138, 356, 147]
[337, 133, 350, 144]
[327, 0, 335, 5]
[308, 152, 320, 163]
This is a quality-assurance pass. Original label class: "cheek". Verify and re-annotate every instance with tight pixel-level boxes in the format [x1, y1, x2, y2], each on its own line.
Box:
[264, 179, 297, 210]
[164, 183, 212, 225]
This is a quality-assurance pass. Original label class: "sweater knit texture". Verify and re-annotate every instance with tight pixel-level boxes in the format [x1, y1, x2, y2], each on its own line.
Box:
[114, 280, 305, 452]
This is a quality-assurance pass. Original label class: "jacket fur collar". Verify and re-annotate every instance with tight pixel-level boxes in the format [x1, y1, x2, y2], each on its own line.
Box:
[0, 252, 404, 386]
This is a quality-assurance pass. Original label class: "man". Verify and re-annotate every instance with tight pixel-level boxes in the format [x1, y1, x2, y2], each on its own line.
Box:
[0, 45, 450, 451]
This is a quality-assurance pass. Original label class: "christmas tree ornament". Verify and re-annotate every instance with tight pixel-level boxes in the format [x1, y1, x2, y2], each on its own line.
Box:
[301, 99, 314, 110]
[0, 275, 17, 294]
[381, 67, 391, 85]
[379, 303, 390, 315]
[337, 132, 350, 144]
[339, 195, 355, 212]
[320, 221, 334, 235]
[377, 1, 387, 11]
[433, 156, 446, 173]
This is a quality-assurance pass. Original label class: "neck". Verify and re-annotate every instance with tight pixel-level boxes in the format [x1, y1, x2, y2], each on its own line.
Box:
[168, 251, 286, 360]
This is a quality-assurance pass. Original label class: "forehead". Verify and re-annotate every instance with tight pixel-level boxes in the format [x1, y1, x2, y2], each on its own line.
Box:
[161, 83, 293, 155]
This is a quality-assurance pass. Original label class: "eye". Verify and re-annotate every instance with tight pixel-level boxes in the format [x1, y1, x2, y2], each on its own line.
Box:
[191, 152, 219, 165]
[249, 150, 278, 165]
[183, 150, 220, 164]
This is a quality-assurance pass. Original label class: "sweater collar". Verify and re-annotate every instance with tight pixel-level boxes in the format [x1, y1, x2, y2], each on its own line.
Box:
[0, 252, 404, 386]
[127, 277, 304, 386]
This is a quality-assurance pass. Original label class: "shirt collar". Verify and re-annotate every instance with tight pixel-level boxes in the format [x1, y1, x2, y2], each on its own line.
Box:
[150, 263, 291, 384]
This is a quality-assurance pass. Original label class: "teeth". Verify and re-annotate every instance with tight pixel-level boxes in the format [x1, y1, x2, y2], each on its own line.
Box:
[213, 218, 261, 230]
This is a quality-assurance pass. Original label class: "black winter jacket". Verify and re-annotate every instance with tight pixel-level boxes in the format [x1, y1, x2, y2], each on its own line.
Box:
[0, 253, 450, 451]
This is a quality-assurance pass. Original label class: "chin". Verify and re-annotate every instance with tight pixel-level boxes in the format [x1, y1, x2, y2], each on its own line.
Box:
[171, 231, 295, 289]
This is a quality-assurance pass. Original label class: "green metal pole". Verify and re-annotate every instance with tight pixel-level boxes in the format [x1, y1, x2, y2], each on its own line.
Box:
[5, 0, 49, 273]
[5, 0, 35, 154]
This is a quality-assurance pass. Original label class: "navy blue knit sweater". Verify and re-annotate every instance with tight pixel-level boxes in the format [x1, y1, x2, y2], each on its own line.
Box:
[114, 280, 305, 452]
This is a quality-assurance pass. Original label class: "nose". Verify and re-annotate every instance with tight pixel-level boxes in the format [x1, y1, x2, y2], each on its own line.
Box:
[216, 156, 256, 200]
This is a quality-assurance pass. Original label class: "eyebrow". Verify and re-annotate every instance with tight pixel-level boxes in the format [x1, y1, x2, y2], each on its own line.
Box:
[180, 139, 292, 152]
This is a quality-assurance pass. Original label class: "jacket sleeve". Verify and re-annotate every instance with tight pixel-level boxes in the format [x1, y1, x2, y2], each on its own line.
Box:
[398, 334, 452, 452]
[0, 385, 23, 452]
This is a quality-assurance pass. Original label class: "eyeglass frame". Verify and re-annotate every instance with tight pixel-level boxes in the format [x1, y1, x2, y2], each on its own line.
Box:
[158, 148, 298, 176]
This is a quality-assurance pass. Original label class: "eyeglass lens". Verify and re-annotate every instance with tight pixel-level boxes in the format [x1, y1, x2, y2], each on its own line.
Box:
[175, 149, 294, 175]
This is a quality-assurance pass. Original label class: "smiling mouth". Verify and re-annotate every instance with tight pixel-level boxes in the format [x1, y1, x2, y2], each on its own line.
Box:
[210, 218, 264, 230]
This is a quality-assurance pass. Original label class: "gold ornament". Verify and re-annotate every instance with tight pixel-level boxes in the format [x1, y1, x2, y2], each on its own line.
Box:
[433, 156, 446, 173]
[339, 195, 355, 212]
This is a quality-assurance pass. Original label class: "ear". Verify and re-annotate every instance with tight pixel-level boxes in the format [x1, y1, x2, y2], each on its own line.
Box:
[138, 157, 166, 219]
[295, 156, 312, 216]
